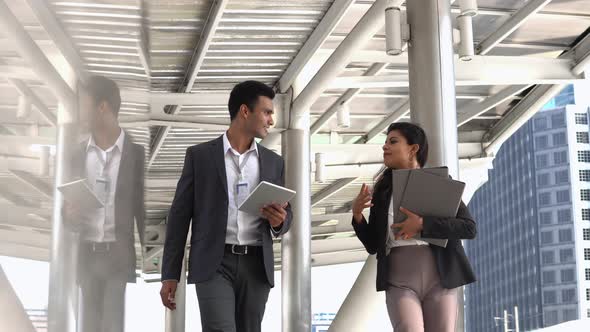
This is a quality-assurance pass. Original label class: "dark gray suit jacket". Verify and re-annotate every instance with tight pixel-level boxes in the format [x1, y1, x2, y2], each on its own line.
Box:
[352, 183, 476, 291]
[69, 134, 145, 283]
[161, 135, 293, 287]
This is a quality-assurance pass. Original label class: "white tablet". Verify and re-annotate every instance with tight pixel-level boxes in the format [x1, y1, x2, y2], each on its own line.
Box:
[57, 178, 104, 210]
[238, 181, 296, 216]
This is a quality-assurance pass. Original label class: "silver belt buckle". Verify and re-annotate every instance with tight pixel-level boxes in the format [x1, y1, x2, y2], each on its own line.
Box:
[231, 244, 247, 255]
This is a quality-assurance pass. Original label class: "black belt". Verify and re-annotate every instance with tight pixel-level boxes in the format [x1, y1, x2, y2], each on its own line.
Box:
[224, 244, 262, 256]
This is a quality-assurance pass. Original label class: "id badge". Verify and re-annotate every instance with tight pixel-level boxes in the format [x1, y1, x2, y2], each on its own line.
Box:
[235, 180, 249, 207]
[95, 176, 109, 206]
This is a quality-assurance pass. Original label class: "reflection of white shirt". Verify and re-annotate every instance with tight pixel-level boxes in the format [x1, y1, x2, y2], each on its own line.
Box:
[386, 194, 428, 252]
[83, 130, 125, 243]
[223, 132, 262, 245]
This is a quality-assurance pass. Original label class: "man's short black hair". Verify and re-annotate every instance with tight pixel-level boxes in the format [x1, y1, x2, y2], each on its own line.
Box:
[84, 75, 121, 116]
[228, 81, 275, 121]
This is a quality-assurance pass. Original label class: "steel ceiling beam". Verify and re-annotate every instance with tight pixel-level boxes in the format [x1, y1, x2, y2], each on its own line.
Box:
[476, 0, 553, 55]
[277, 0, 356, 93]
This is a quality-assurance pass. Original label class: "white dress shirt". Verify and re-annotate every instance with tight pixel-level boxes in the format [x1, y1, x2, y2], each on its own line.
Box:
[223, 132, 262, 245]
[386, 193, 429, 252]
[83, 130, 125, 243]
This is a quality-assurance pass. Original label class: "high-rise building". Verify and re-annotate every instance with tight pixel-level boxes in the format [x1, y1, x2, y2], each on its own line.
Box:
[465, 82, 590, 331]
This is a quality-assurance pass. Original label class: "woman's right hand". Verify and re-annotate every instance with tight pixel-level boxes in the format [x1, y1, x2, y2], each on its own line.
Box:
[352, 183, 373, 224]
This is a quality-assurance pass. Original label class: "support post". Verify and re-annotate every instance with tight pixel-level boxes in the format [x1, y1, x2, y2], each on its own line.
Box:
[281, 113, 312, 332]
[406, 1, 463, 332]
[48, 108, 79, 332]
[165, 256, 187, 332]
[327, 256, 381, 332]
[0, 266, 37, 332]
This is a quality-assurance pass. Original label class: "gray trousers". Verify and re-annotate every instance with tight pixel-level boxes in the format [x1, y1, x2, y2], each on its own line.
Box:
[195, 249, 271, 332]
[78, 250, 127, 332]
[385, 245, 457, 332]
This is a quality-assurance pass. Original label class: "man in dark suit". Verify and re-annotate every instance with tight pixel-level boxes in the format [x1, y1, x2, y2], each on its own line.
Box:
[63, 76, 145, 332]
[159, 80, 293, 332]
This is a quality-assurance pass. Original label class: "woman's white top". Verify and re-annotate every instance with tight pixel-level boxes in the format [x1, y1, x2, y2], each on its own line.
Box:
[386, 193, 429, 252]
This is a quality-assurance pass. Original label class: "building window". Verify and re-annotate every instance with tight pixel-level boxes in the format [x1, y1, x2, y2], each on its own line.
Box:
[578, 151, 590, 162]
[587, 309, 590, 318]
[546, 310, 559, 325]
[557, 209, 571, 223]
[580, 170, 590, 181]
[556, 190, 570, 203]
[552, 114, 566, 128]
[542, 251, 555, 264]
[586, 268, 590, 281]
[563, 308, 577, 321]
[587, 289, 590, 301]
[543, 270, 556, 284]
[536, 136, 549, 149]
[539, 192, 552, 205]
[537, 154, 549, 167]
[561, 269, 575, 283]
[562, 289, 576, 303]
[560, 248, 574, 263]
[555, 170, 569, 184]
[577, 132, 590, 143]
[583, 228, 590, 241]
[537, 173, 550, 187]
[541, 211, 553, 225]
[541, 231, 554, 244]
[544, 290, 557, 304]
[583, 209, 590, 220]
[585, 248, 590, 260]
[559, 229, 573, 242]
[554, 151, 568, 164]
[553, 132, 567, 146]
[581, 189, 590, 201]
[575, 113, 588, 125]
[535, 117, 548, 130]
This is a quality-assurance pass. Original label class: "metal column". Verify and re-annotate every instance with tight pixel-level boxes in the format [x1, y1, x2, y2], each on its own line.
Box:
[0, 2, 80, 331]
[327, 256, 381, 332]
[281, 116, 312, 332]
[406, 1, 462, 331]
[0, 266, 37, 332]
[165, 256, 187, 332]
[407, 0, 459, 172]
[49, 112, 79, 332]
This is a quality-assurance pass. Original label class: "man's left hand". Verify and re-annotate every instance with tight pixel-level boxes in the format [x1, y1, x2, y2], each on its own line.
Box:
[261, 203, 288, 228]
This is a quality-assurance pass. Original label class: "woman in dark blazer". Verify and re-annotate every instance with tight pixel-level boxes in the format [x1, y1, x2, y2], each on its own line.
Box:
[351, 122, 476, 332]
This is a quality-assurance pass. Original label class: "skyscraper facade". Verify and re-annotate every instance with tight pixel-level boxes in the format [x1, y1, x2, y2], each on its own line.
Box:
[465, 83, 590, 331]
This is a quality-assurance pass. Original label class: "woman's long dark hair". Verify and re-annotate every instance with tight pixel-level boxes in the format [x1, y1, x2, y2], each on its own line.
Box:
[372, 122, 429, 200]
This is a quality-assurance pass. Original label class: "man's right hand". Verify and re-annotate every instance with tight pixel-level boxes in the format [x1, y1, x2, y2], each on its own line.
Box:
[160, 280, 178, 310]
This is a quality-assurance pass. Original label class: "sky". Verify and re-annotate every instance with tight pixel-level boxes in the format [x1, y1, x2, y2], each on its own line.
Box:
[0, 256, 392, 331]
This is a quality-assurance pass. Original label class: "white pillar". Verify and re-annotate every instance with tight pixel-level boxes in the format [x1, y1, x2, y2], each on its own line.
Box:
[407, 0, 459, 174]
[514, 306, 520, 332]
[48, 105, 79, 332]
[327, 256, 382, 332]
[0, 266, 37, 332]
[406, 1, 462, 332]
[281, 113, 312, 332]
[165, 257, 186, 332]
[503, 309, 509, 332]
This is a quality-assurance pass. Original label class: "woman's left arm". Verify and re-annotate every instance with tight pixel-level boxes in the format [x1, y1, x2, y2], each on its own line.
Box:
[420, 200, 476, 240]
